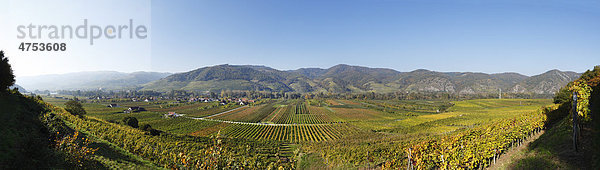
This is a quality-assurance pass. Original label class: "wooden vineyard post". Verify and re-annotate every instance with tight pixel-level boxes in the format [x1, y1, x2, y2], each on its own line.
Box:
[493, 149, 497, 165]
[572, 92, 580, 152]
[367, 151, 370, 168]
[407, 148, 413, 170]
[440, 154, 444, 168]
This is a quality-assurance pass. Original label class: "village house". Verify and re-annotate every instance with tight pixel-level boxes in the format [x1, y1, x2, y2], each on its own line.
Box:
[124, 106, 145, 113]
[163, 112, 182, 118]
[107, 104, 119, 108]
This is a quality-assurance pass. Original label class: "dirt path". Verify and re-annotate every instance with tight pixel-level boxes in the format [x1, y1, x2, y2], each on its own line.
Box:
[487, 130, 545, 170]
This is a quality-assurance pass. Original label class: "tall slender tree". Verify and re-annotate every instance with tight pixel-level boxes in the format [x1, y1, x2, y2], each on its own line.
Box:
[0, 51, 15, 93]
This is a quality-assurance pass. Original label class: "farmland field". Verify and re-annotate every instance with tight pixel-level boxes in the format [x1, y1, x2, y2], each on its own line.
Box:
[220, 124, 357, 142]
[39, 95, 557, 168]
[261, 103, 337, 124]
[8, 1, 596, 169]
[43, 97, 551, 144]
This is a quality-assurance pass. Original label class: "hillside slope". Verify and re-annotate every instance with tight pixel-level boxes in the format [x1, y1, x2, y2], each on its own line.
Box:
[142, 64, 580, 94]
[511, 69, 580, 94]
[0, 91, 159, 168]
[0, 91, 59, 168]
[143, 64, 298, 92]
[504, 66, 600, 169]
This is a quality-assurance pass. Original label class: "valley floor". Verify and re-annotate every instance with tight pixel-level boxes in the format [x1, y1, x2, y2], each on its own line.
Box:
[40, 96, 556, 168]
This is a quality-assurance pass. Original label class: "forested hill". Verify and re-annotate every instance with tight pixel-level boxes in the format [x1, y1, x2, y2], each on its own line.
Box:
[142, 64, 581, 94]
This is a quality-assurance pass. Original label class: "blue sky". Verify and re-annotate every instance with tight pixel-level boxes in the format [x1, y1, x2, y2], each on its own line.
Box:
[2, 0, 600, 77]
[150, 0, 600, 76]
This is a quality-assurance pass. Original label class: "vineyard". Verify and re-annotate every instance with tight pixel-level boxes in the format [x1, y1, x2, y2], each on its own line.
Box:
[293, 101, 309, 114]
[210, 102, 277, 123]
[208, 106, 255, 120]
[220, 124, 357, 142]
[329, 107, 395, 121]
[189, 122, 230, 136]
[36, 98, 296, 169]
[41, 96, 557, 168]
[385, 105, 553, 169]
[360, 99, 454, 114]
[262, 102, 336, 124]
[306, 99, 555, 168]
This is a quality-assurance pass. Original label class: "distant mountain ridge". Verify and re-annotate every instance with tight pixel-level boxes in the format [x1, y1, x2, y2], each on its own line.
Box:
[17, 65, 580, 94]
[142, 64, 581, 94]
[18, 71, 172, 91]
[510, 69, 581, 94]
[9, 84, 28, 93]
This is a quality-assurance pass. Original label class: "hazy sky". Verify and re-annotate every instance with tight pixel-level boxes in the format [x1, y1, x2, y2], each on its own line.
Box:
[1, 0, 151, 78]
[2, 0, 600, 78]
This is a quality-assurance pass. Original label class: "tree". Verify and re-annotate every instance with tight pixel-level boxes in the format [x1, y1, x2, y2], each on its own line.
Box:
[65, 100, 86, 116]
[553, 86, 571, 104]
[122, 116, 139, 128]
[0, 51, 15, 93]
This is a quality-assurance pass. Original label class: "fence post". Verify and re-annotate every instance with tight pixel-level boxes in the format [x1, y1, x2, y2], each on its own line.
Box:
[572, 92, 579, 152]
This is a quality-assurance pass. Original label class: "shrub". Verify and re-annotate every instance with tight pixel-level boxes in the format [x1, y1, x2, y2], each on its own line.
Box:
[122, 116, 139, 128]
[64, 100, 86, 116]
[139, 124, 161, 136]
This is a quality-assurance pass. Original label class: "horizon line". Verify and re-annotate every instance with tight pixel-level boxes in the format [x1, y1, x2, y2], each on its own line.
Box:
[15, 63, 586, 78]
